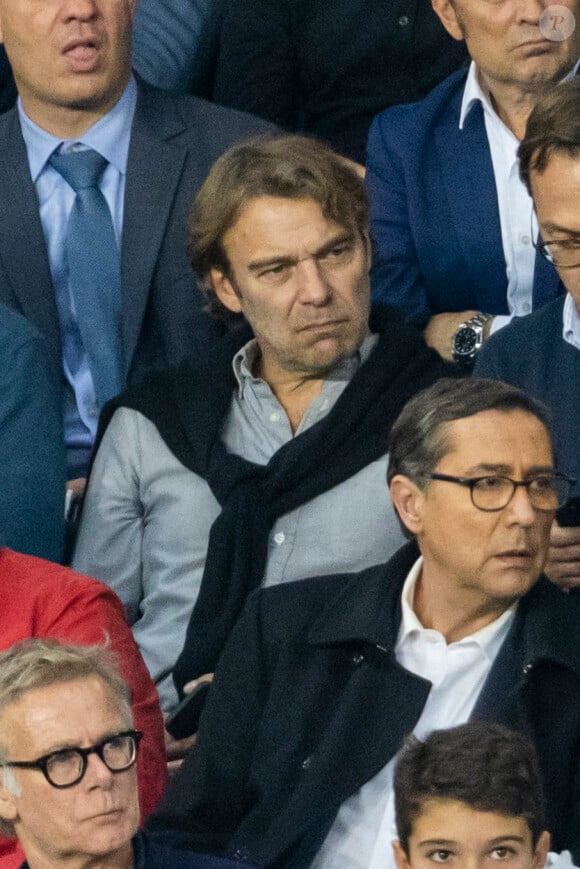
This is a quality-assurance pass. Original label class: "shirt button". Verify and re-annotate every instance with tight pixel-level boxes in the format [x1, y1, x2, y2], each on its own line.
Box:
[399, 14, 410, 25]
[522, 302, 531, 313]
[88, 404, 99, 417]
[427, 634, 439, 644]
[522, 663, 533, 674]
[274, 532, 285, 546]
[521, 234, 531, 245]
[352, 653, 365, 666]
[302, 756, 312, 770]
[269, 412, 281, 423]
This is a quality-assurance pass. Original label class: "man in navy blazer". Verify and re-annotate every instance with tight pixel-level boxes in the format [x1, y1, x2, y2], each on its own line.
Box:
[366, 0, 579, 363]
[0, 0, 270, 485]
[147, 378, 580, 867]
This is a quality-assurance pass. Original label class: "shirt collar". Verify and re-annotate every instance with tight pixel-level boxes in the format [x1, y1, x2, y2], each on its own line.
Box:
[562, 293, 580, 350]
[18, 75, 137, 182]
[398, 556, 517, 663]
[231, 333, 378, 398]
[459, 58, 580, 130]
[459, 61, 496, 130]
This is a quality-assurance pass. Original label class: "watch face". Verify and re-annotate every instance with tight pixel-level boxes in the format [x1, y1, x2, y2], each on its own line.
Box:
[454, 326, 477, 356]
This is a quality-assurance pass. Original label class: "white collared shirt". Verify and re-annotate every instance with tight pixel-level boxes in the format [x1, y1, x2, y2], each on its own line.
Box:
[563, 293, 580, 350]
[459, 62, 536, 334]
[311, 557, 516, 869]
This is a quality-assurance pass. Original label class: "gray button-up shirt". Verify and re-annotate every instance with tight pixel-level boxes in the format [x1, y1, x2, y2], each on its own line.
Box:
[73, 337, 405, 709]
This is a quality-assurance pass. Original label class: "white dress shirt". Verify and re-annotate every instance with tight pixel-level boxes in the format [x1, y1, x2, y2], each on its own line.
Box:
[311, 557, 516, 869]
[563, 293, 580, 350]
[459, 62, 536, 334]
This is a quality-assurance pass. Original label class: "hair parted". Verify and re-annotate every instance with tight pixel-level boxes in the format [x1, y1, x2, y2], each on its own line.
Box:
[387, 377, 553, 490]
[519, 78, 580, 194]
[187, 134, 369, 317]
[394, 723, 546, 854]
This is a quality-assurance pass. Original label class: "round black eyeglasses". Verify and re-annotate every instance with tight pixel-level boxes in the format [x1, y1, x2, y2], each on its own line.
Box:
[2, 730, 143, 789]
[429, 473, 574, 512]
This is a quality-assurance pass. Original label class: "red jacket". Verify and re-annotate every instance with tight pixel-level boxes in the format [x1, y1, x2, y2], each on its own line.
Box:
[0, 549, 167, 867]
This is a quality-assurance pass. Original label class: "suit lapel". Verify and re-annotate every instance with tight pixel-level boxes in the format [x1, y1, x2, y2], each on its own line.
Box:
[0, 111, 61, 363]
[121, 83, 188, 377]
[435, 101, 508, 314]
[259, 652, 431, 865]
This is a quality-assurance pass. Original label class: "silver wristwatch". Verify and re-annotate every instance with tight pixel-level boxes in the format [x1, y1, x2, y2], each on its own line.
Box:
[452, 313, 493, 367]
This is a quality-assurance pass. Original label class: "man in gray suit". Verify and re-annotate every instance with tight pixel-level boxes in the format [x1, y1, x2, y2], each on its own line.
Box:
[0, 0, 270, 488]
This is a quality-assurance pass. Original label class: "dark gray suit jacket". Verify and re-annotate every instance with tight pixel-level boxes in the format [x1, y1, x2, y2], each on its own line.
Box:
[0, 79, 272, 387]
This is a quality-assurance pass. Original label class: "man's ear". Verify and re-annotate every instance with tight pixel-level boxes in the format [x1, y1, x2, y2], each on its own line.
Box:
[0, 778, 19, 828]
[431, 0, 464, 40]
[209, 268, 243, 314]
[361, 230, 372, 273]
[393, 840, 411, 869]
[532, 831, 550, 869]
[389, 475, 425, 536]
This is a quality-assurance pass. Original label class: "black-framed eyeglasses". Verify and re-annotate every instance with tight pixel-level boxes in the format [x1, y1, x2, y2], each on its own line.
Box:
[2, 730, 143, 789]
[429, 473, 574, 512]
[531, 213, 580, 269]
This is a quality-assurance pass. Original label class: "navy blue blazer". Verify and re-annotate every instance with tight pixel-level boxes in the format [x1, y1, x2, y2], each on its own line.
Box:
[365, 68, 563, 328]
[0, 79, 272, 392]
[148, 542, 580, 867]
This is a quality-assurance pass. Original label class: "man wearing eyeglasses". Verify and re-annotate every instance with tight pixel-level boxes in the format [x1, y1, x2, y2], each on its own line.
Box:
[148, 377, 580, 867]
[476, 79, 580, 594]
[0, 639, 250, 869]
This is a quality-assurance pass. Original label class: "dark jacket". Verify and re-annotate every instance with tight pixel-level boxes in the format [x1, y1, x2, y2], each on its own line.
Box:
[212, 0, 467, 163]
[148, 542, 580, 867]
[20, 830, 250, 868]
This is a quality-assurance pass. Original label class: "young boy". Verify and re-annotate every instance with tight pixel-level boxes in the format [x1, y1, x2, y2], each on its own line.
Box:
[392, 723, 575, 869]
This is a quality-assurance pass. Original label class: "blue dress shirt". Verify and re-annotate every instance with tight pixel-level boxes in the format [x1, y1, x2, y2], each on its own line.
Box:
[18, 78, 137, 477]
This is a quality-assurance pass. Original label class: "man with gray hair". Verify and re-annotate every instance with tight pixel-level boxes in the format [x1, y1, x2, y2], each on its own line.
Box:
[148, 377, 580, 867]
[0, 639, 254, 869]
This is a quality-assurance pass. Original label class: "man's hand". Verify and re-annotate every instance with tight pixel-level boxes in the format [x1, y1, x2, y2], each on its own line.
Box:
[163, 673, 214, 776]
[545, 521, 580, 591]
[423, 311, 479, 360]
[66, 477, 87, 499]
[163, 723, 198, 777]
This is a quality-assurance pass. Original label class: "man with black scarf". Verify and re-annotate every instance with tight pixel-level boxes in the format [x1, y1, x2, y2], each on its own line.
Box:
[73, 135, 457, 717]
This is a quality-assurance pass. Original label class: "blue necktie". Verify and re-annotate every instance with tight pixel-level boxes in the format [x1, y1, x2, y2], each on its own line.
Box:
[50, 148, 123, 407]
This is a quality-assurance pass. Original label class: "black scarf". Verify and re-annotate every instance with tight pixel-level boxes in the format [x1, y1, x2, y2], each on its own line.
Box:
[98, 305, 459, 687]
